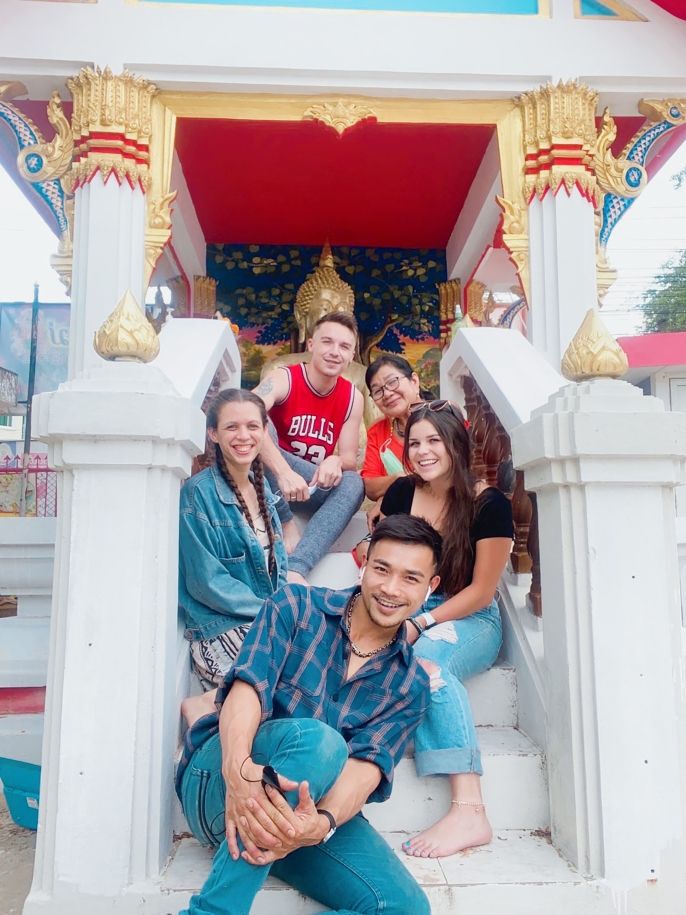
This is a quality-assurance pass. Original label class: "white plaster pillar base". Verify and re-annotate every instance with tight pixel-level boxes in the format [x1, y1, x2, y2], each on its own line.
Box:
[528, 188, 597, 368]
[23, 364, 205, 915]
[512, 379, 686, 905]
[69, 174, 147, 377]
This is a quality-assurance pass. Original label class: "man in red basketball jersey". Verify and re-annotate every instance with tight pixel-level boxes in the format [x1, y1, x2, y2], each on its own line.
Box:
[254, 312, 365, 584]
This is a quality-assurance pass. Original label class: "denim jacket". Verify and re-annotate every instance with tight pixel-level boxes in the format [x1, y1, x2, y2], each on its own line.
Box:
[179, 464, 288, 641]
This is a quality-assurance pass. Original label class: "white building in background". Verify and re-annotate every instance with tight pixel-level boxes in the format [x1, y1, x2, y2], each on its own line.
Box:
[1, 1, 686, 913]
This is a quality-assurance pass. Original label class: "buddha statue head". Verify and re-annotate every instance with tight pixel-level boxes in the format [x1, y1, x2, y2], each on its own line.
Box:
[294, 242, 355, 345]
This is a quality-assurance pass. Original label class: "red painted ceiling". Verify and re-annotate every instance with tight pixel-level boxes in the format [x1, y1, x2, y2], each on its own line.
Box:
[175, 115, 649, 249]
[175, 118, 495, 249]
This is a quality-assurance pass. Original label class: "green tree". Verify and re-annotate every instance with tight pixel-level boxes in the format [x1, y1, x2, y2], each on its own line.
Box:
[640, 250, 686, 333]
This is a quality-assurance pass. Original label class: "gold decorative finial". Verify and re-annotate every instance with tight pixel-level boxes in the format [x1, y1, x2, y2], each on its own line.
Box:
[561, 308, 628, 381]
[294, 242, 355, 344]
[94, 290, 160, 363]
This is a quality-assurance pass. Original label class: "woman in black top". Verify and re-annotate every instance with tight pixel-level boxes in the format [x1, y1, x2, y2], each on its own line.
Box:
[380, 400, 513, 859]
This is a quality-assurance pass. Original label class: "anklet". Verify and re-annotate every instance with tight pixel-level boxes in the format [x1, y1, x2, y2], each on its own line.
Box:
[452, 799, 485, 810]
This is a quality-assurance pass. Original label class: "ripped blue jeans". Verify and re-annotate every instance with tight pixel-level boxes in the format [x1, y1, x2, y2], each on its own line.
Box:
[412, 597, 502, 777]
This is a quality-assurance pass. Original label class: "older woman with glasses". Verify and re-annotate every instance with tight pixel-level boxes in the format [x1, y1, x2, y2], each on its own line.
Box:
[362, 355, 423, 502]
[379, 399, 513, 860]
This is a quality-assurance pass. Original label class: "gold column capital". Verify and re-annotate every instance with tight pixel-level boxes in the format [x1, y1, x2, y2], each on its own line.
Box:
[518, 80, 598, 201]
[67, 66, 158, 189]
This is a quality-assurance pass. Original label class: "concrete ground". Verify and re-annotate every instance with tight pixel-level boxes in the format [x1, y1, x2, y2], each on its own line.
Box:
[0, 792, 35, 915]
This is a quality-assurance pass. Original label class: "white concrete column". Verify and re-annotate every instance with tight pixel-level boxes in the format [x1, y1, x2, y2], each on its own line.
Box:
[23, 363, 206, 915]
[528, 188, 597, 367]
[69, 175, 147, 376]
[512, 379, 686, 904]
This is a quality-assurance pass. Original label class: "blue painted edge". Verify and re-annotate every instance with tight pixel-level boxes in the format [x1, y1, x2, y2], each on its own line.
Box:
[145, 0, 540, 13]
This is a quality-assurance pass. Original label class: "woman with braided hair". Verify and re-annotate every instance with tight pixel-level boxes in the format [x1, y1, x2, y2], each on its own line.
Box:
[179, 388, 287, 689]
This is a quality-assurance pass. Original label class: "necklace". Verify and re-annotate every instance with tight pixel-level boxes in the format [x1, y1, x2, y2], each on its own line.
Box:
[392, 418, 405, 439]
[344, 594, 400, 658]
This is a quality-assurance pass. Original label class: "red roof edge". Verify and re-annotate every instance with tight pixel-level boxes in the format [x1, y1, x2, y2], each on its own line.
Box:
[617, 331, 686, 368]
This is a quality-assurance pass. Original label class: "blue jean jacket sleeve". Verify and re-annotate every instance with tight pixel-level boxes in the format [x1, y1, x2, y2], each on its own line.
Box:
[179, 503, 264, 623]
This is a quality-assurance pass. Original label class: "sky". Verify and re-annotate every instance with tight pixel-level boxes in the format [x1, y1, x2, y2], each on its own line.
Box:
[0, 138, 685, 335]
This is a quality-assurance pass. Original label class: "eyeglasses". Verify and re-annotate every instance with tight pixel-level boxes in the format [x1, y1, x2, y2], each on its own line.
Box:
[409, 399, 470, 428]
[369, 374, 407, 401]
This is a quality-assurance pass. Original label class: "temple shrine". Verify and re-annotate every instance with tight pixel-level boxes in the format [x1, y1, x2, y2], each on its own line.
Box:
[1, 1, 686, 913]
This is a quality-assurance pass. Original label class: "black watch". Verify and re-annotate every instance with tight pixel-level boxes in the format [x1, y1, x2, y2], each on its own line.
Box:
[316, 808, 337, 844]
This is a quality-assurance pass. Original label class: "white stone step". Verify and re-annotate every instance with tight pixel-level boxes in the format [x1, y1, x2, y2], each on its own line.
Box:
[367, 726, 548, 833]
[156, 831, 614, 915]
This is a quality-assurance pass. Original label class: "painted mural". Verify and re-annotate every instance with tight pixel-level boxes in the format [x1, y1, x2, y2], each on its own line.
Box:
[207, 243, 445, 393]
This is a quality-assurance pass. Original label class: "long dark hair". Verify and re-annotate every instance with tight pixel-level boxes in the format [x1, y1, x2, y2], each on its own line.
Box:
[207, 389, 276, 574]
[403, 404, 475, 596]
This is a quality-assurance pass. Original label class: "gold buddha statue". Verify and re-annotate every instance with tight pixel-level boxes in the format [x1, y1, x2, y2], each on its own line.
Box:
[261, 242, 380, 431]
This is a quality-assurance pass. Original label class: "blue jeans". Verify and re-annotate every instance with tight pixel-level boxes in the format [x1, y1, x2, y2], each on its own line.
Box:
[265, 424, 364, 577]
[412, 598, 502, 777]
[179, 718, 429, 915]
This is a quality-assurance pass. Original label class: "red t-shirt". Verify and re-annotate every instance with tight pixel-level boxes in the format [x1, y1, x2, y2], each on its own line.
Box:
[269, 364, 355, 465]
[361, 417, 404, 479]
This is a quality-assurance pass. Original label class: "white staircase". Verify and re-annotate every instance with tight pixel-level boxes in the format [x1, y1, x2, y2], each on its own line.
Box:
[157, 533, 614, 915]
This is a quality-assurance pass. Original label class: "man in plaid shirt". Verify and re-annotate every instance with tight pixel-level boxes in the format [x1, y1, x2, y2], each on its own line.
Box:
[177, 514, 441, 915]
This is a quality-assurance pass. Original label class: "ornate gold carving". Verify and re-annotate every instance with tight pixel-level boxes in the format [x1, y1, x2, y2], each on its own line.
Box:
[302, 100, 376, 136]
[591, 108, 646, 198]
[18, 92, 74, 184]
[193, 275, 218, 318]
[496, 195, 530, 302]
[561, 308, 628, 381]
[519, 81, 598, 200]
[145, 190, 177, 286]
[466, 281, 487, 323]
[639, 98, 686, 125]
[68, 67, 157, 187]
[294, 242, 355, 343]
[438, 279, 461, 349]
[93, 289, 160, 363]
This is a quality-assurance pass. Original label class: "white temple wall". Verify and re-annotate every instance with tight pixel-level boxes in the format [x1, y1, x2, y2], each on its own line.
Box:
[169, 152, 206, 285]
[445, 133, 502, 287]
[2, 0, 686, 104]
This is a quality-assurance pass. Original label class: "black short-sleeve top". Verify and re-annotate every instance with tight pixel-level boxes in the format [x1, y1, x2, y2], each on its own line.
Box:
[380, 476, 514, 582]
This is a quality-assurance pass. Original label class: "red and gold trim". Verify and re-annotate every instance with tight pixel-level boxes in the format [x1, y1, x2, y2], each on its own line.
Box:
[67, 67, 157, 190]
[519, 81, 599, 204]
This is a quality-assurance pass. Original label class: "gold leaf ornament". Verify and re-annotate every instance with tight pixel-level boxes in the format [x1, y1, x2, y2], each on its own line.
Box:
[302, 100, 376, 136]
[93, 290, 160, 363]
[591, 109, 646, 198]
[561, 308, 628, 381]
[18, 91, 74, 184]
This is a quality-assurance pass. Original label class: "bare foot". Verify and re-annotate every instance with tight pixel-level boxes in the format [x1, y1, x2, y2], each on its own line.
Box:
[181, 689, 218, 729]
[287, 570, 309, 586]
[402, 805, 492, 858]
[282, 520, 301, 556]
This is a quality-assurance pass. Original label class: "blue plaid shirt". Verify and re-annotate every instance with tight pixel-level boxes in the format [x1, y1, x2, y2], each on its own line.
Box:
[176, 584, 430, 803]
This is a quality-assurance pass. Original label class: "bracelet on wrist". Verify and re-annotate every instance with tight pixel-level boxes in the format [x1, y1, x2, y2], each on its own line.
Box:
[407, 617, 423, 636]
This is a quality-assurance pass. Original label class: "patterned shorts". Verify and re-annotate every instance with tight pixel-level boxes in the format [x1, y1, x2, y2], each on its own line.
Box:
[189, 624, 252, 691]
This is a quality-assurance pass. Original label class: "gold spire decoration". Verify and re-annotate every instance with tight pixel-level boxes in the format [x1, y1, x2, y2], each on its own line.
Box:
[561, 308, 628, 381]
[294, 242, 355, 344]
[94, 290, 160, 363]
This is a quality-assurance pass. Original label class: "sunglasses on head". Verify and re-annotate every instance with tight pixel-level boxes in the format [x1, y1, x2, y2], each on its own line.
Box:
[409, 399, 470, 429]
